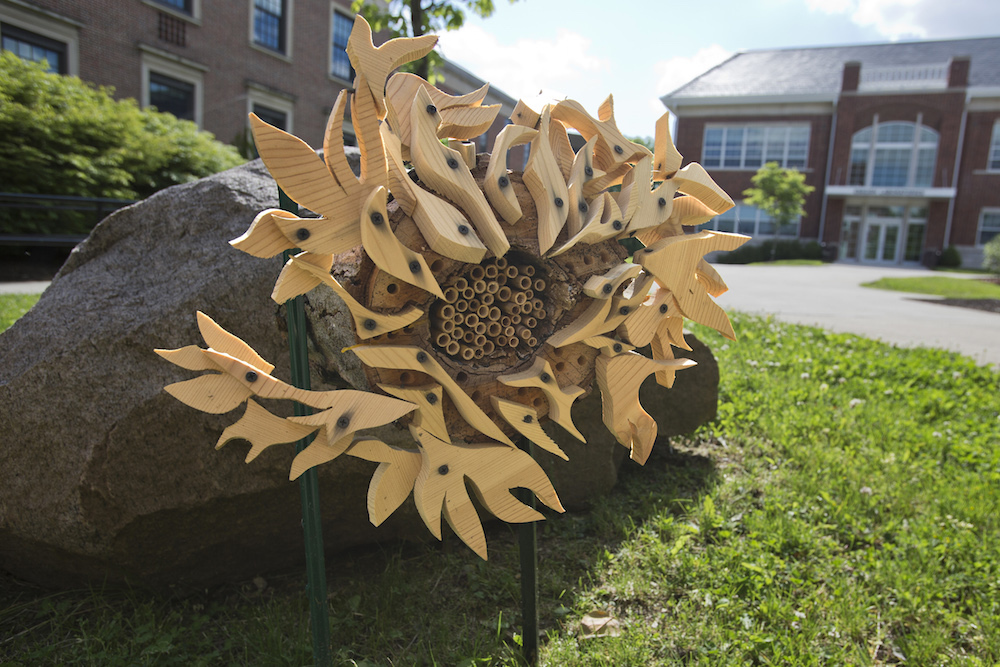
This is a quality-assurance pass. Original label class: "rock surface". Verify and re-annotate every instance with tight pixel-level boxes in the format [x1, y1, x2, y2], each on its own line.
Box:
[0, 159, 718, 588]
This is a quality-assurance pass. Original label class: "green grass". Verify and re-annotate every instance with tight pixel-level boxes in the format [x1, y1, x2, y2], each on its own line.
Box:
[3, 312, 1000, 665]
[752, 259, 824, 267]
[0, 293, 40, 332]
[862, 276, 1000, 300]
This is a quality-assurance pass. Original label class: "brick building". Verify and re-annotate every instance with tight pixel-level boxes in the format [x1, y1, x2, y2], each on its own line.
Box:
[661, 37, 1000, 267]
[0, 0, 517, 159]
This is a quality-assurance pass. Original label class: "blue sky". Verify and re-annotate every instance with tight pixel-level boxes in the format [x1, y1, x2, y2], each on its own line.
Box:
[434, 0, 1000, 138]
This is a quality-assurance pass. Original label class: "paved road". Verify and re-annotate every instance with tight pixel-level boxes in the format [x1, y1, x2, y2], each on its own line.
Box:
[714, 264, 999, 367]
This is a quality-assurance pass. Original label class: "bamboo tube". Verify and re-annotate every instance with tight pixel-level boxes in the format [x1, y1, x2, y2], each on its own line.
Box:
[524, 289, 534, 301]
[513, 292, 527, 306]
[455, 299, 468, 313]
[496, 256, 508, 270]
[488, 306, 501, 321]
[485, 265, 499, 279]
[500, 301, 520, 315]
[496, 273, 508, 287]
[487, 321, 501, 336]
[443, 287, 459, 304]
[485, 281, 499, 295]
[441, 319, 455, 333]
[511, 314, 522, 325]
[516, 326, 531, 340]
[461, 346, 475, 361]
[497, 286, 512, 301]
[477, 304, 490, 318]
[474, 334, 486, 346]
[524, 316, 537, 329]
[483, 340, 495, 355]
[508, 337, 520, 348]
[516, 276, 532, 290]
[435, 332, 450, 346]
[481, 293, 495, 306]
[465, 313, 480, 328]
[454, 278, 468, 291]
[463, 331, 475, 343]
[505, 266, 519, 278]
[531, 298, 543, 311]
[527, 336, 538, 347]
[473, 280, 487, 294]
[439, 304, 455, 319]
[454, 313, 466, 326]
[474, 322, 487, 335]
[501, 316, 512, 327]
[469, 298, 480, 311]
[533, 279, 546, 292]
[470, 266, 485, 281]
[504, 325, 515, 337]
[452, 325, 465, 339]
[474, 347, 484, 359]
[462, 287, 475, 300]
[523, 265, 535, 277]
[497, 335, 508, 347]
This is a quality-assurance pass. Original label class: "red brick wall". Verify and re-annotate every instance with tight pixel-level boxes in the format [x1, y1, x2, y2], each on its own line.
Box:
[952, 110, 1000, 247]
[674, 113, 830, 239]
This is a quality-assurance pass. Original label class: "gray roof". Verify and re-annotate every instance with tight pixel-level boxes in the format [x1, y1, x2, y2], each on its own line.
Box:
[665, 36, 1000, 100]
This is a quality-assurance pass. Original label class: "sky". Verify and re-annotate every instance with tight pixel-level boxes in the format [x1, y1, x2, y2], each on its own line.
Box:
[432, 0, 1000, 139]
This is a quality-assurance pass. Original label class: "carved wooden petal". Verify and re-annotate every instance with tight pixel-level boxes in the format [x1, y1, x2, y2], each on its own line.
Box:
[491, 397, 568, 460]
[230, 208, 297, 258]
[217, 399, 318, 462]
[345, 438, 423, 526]
[497, 357, 586, 443]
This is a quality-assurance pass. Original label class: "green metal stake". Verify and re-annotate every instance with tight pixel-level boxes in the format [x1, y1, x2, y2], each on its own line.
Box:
[517, 436, 539, 666]
[279, 188, 333, 667]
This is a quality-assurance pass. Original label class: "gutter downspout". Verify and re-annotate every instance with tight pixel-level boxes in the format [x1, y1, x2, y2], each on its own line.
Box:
[943, 98, 968, 248]
[817, 107, 838, 246]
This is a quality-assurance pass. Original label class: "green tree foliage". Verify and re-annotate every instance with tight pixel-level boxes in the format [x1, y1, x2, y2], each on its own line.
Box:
[0, 52, 244, 233]
[741, 161, 815, 230]
[351, 0, 518, 81]
[983, 235, 1000, 275]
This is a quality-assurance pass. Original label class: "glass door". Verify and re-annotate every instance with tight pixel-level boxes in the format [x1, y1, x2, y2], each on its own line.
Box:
[862, 206, 904, 263]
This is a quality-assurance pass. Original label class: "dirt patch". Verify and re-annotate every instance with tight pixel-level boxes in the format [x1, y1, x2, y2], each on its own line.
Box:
[915, 297, 1000, 314]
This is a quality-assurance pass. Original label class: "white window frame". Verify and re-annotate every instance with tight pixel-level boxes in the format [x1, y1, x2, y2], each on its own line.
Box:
[0, 2, 80, 75]
[848, 117, 939, 188]
[701, 203, 799, 238]
[141, 0, 203, 25]
[140, 45, 207, 127]
[701, 123, 811, 170]
[247, 83, 294, 134]
[250, 0, 294, 61]
[979, 208, 1000, 247]
[988, 122, 1000, 172]
[329, 2, 354, 84]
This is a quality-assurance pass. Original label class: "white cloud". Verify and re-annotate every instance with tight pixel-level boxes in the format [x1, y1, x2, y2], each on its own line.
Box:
[653, 44, 733, 96]
[435, 25, 610, 102]
[804, 0, 1000, 39]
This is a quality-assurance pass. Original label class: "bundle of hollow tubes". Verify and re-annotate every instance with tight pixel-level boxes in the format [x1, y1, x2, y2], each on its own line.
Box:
[430, 256, 547, 364]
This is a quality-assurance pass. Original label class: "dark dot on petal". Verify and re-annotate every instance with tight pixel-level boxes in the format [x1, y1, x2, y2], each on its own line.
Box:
[554, 197, 564, 208]
[613, 343, 623, 353]
[370, 212, 384, 225]
[578, 202, 588, 213]
[364, 318, 377, 330]
[416, 351, 428, 363]
[612, 220, 623, 230]
[438, 465, 449, 475]
[245, 371, 258, 383]
[523, 414, 533, 423]
[658, 197, 667, 207]
[426, 392, 438, 404]
[426, 104, 437, 114]
[498, 175, 509, 188]
[458, 224, 470, 235]
[619, 306, 630, 316]
[409, 260, 421, 273]
[584, 166, 593, 177]
[602, 284, 613, 295]
[540, 372, 551, 383]
[614, 145, 624, 154]
[447, 158, 459, 169]
[336, 416, 350, 429]
[296, 228, 310, 241]
[660, 304, 669, 314]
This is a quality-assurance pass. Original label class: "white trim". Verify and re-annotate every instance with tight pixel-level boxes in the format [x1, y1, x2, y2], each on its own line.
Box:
[0, 1, 80, 75]
[328, 1, 354, 85]
[978, 208, 1000, 247]
[701, 122, 811, 170]
[247, 83, 294, 134]
[988, 121, 1000, 172]
[662, 92, 837, 108]
[140, 47, 206, 127]
[140, 0, 202, 25]
[826, 185, 955, 199]
[249, 0, 294, 61]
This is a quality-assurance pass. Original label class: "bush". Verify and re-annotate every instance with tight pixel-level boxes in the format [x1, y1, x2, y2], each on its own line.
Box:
[984, 236, 1000, 275]
[715, 239, 824, 264]
[938, 245, 962, 268]
[0, 52, 244, 235]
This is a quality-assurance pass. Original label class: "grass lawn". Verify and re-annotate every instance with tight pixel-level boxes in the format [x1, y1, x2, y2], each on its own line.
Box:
[752, 259, 824, 267]
[862, 276, 1000, 300]
[0, 293, 41, 332]
[2, 310, 999, 665]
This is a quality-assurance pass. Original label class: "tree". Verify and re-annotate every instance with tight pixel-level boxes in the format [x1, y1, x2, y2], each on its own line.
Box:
[0, 52, 244, 234]
[742, 162, 815, 237]
[351, 0, 518, 81]
[984, 235, 1000, 276]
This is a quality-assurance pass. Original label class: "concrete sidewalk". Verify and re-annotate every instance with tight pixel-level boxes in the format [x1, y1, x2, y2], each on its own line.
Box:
[0, 280, 51, 295]
[714, 264, 998, 367]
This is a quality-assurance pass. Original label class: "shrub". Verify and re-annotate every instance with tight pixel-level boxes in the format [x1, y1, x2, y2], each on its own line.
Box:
[984, 236, 1000, 275]
[715, 239, 824, 264]
[938, 245, 962, 268]
[0, 52, 244, 235]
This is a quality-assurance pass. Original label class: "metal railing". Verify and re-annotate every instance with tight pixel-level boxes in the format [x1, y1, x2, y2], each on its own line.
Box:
[0, 192, 137, 246]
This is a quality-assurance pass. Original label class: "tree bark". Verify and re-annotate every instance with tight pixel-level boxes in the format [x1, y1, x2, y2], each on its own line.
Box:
[411, 0, 429, 80]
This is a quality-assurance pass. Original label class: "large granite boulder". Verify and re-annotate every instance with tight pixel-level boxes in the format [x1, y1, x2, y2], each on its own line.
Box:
[0, 159, 718, 589]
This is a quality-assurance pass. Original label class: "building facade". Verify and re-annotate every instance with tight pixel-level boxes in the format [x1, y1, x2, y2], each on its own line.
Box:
[661, 37, 1000, 267]
[1, 0, 518, 159]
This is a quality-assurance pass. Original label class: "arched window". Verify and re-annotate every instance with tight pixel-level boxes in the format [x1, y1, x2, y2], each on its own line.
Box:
[848, 121, 938, 188]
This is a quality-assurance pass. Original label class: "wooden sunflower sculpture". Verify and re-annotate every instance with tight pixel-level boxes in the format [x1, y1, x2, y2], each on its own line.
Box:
[157, 15, 749, 559]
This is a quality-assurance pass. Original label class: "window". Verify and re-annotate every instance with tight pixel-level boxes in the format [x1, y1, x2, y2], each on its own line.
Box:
[700, 204, 798, 238]
[702, 124, 810, 170]
[253, 0, 288, 54]
[848, 121, 938, 187]
[247, 84, 294, 133]
[253, 104, 287, 130]
[1, 23, 66, 73]
[140, 46, 205, 126]
[989, 123, 1000, 172]
[980, 210, 1000, 246]
[155, 0, 192, 13]
[149, 72, 195, 121]
[330, 7, 353, 82]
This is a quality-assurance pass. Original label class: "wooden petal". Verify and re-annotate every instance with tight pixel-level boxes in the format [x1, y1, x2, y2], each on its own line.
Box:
[378, 383, 449, 443]
[217, 399, 318, 462]
[164, 373, 251, 414]
[289, 432, 354, 481]
[230, 208, 296, 258]
[498, 357, 585, 443]
[484, 124, 537, 224]
[155, 345, 223, 372]
[196, 311, 274, 373]
[490, 397, 568, 460]
[346, 438, 423, 526]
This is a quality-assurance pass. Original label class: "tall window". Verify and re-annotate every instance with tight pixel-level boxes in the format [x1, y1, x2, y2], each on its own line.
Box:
[701, 203, 798, 238]
[980, 210, 1000, 246]
[989, 123, 1000, 172]
[1, 24, 66, 73]
[155, 0, 193, 13]
[254, 0, 287, 53]
[702, 125, 809, 170]
[848, 121, 938, 188]
[330, 8, 353, 81]
[252, 103, 287, 131]
[149, 72, 195, 121]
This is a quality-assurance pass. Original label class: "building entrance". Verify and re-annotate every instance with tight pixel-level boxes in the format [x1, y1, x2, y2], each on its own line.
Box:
[841, 203, 926, 264]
